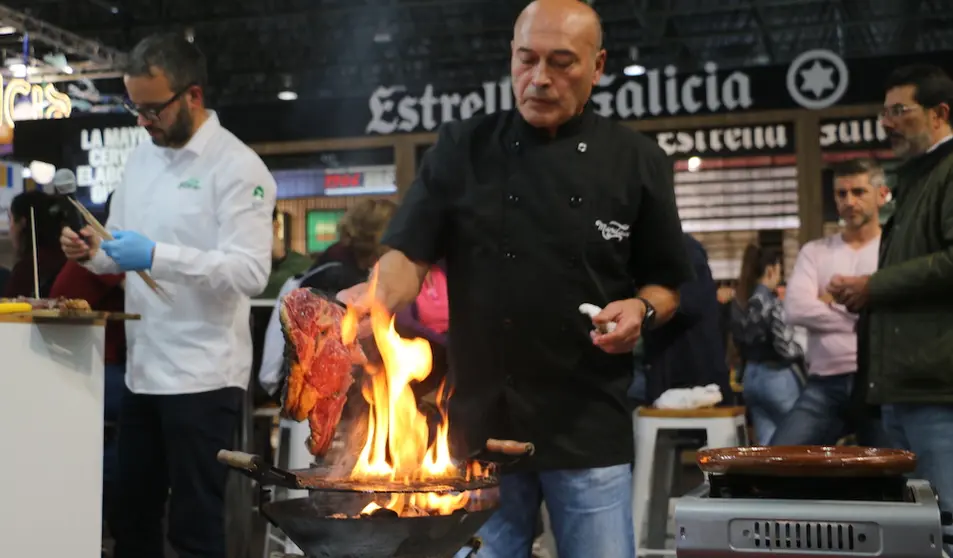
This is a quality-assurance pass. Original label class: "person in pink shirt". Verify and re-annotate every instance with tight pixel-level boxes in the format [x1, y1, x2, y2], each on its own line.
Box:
[773, 158, 889, 446]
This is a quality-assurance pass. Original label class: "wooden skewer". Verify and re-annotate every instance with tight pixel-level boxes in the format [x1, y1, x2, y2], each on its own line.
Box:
[29, 207, 39, 300]
[66, 198, 172, 304]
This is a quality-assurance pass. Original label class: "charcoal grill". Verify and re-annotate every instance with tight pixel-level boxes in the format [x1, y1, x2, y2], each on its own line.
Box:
[220, 442, 530, 558]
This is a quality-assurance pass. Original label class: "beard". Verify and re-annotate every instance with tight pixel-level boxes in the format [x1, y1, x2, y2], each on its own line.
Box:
[890, 131, 931, 159]
[147, 104, 194, 148]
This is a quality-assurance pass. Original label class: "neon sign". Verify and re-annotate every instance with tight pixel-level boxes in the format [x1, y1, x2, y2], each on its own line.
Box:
[1, 77, 72, 128]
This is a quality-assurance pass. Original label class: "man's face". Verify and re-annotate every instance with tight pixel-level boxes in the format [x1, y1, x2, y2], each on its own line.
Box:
[881, 85, 937, 158]
[123, 68, 196, 148]
[511, 11, 605, 131]
[833, 172, 885, 229]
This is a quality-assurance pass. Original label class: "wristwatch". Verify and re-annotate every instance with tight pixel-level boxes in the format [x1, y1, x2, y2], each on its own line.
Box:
[637, 297, 657, 330]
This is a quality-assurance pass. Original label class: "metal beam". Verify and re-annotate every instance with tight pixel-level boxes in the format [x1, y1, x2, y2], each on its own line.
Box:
[0, 4, 125, 67]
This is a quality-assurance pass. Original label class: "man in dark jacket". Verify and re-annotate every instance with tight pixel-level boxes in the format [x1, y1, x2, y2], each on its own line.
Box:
[643, 233, 732, 405]
[830, 64, 953, 550]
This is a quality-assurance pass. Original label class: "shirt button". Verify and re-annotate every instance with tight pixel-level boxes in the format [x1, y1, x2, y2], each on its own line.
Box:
[507, 193, 520, 203]
[569, 196, 583, 208]
[504, 251, 517, 260]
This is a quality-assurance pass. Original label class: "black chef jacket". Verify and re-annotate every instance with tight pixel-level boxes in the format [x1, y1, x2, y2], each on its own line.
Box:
[382, 105, 693, 470]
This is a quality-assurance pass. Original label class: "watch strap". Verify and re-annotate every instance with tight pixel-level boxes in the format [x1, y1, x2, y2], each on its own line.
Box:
[637, 296, 657, 330]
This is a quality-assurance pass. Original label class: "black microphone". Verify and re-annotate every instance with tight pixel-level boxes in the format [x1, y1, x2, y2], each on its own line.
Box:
[51, 168, 87, 233]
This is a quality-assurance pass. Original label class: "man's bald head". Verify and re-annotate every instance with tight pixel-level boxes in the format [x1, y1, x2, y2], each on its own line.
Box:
[515, 0, 604, 52]
[510, 0, 607, 133]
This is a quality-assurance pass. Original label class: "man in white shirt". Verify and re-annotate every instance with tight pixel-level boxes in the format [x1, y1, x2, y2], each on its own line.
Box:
[60, 33, 276, 558]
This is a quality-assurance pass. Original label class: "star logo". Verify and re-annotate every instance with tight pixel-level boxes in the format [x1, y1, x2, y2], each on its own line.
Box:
[786, 49, 849, 109]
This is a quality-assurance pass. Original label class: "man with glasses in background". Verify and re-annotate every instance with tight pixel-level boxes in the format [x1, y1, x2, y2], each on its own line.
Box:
[60, 32, 276, 558]
[829, 64, 953, 551]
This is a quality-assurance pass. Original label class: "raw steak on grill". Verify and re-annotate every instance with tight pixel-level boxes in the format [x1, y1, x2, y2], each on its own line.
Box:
[279, 288, 367, 455]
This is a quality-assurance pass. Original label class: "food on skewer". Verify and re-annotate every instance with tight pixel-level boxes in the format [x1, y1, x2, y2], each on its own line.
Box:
[279, 288, 367, 456]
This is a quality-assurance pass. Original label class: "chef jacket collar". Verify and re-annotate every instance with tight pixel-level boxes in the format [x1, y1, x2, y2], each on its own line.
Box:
[510, 102, 596, 145]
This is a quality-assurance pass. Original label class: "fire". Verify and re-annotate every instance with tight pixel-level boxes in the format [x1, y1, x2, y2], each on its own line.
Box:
[346, 271, 471, 517]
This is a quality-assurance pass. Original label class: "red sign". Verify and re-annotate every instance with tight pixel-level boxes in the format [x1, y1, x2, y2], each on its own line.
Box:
[323, 172, 364, 189]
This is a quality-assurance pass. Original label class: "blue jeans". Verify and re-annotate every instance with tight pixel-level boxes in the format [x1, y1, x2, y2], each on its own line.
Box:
[455, 465, 635, 558]
[881, 404, 953, 554]
[742, 362, 801, 445]
[628, 365, 647, 402]
[770, 373, 889, 447]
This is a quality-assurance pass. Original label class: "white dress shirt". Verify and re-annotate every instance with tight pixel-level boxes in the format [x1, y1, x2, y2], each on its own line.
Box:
[85, 112, 277, 394]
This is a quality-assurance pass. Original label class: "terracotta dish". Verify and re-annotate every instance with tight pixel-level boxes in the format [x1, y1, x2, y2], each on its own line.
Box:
[697, 446, 917, 477]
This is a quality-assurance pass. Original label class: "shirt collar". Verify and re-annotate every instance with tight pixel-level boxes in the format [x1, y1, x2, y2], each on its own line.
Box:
[927, 134, 953, 154]
[181, 110, 220, 156]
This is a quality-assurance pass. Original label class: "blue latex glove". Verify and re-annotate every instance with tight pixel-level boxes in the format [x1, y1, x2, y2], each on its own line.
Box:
[101, 230, 156, 271]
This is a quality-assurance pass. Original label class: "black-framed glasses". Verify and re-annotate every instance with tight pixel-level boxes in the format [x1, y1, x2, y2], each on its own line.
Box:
[122, 83, 196, 121]
[879, 104, 919, 121]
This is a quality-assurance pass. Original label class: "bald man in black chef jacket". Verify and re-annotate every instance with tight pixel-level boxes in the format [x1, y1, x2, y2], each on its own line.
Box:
[340, 1, 693, 556]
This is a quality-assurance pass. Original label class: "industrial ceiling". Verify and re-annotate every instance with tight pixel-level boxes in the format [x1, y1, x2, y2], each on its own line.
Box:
[2, 0, 952, 106]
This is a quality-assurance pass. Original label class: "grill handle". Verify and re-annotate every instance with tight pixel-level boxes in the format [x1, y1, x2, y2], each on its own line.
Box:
[218, 450, 259, 470]
[467, 439, 536, 467]
[216, 449, 301, 489]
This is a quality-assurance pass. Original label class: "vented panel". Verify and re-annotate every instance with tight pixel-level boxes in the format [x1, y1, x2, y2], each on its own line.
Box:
[730, 519, 879, 554]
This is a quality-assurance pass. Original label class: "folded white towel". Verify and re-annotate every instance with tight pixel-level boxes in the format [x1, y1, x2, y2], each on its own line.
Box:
[653, 384, 723, 410]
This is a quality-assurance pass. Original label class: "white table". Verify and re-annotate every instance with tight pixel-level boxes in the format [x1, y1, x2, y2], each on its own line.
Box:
[0, 314, 108, 557]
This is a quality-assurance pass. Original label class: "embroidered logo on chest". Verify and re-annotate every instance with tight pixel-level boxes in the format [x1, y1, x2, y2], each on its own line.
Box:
[595, 220, 630, 241]
[178, 178, 201, 190]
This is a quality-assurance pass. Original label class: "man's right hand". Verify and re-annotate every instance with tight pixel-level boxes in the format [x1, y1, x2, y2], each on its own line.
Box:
[60, 226, 100, 261]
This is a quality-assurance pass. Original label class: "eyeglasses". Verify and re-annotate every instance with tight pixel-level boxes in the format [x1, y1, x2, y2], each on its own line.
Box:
[879, 104, 919, 121]
[122, 83, 196, 121]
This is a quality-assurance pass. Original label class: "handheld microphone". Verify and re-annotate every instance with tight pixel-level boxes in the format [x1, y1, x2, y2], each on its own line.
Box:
[51, 168, 87, 233]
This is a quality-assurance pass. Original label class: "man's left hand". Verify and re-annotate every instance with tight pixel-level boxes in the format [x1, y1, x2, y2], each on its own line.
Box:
[828, 274, 870, 312]
[591, 298, 647, 354]
[101, 230, 156, 271]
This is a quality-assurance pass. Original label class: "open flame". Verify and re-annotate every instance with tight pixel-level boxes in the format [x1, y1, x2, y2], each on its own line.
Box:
[343, 271, 472, 517]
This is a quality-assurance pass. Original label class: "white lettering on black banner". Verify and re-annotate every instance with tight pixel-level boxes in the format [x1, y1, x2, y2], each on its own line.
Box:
[366, 63, 753, 135]
[76, 127, 149, 203]
[819, 118, 887, 147]
[656, 124, 789, 156]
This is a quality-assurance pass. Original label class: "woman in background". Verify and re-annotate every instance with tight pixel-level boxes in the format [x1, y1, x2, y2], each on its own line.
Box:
[4, 191, 67, 298]
[730, 244, 804, 445]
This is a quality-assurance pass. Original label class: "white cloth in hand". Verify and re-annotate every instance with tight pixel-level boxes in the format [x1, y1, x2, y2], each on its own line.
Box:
[653, 384, 723, 410]
[578, 303, 617, 333]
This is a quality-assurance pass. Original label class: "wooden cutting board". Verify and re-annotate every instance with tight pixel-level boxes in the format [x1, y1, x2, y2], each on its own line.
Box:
[0, 311, 142, 325]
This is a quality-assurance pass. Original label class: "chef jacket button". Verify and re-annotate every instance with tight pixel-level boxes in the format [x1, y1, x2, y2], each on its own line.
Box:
[504, 251, 517, 260]
[503, 318, 513, 328]
[894, 327, 900, 334]
[577, 142, 587, 152]
[512, 141, 521, 152]
[507, 193, 520, 203]
[569, 196, 583, 207]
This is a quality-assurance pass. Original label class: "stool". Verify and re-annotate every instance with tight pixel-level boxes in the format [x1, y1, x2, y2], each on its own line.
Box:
[632, 406, 748, 556]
